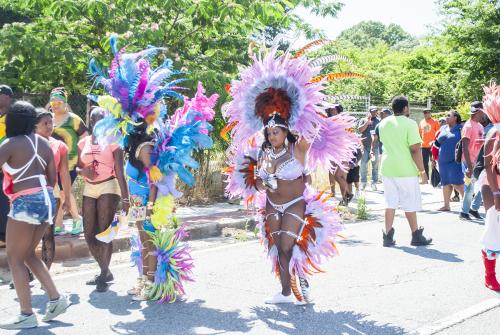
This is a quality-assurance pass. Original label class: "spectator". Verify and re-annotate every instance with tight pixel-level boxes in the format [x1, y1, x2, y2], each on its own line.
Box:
[48, 87, 88, 235]
[358, 106, 380, 191]
[345, 146, 363, 204]
[434, 111, 464, 211]
[439, 117, 446, 127]
[326, 104, 348, 202]
[0, 85, 14, 248]
[372, 108, 392, 155]
[432, 118, 461, 203]
[460, 101, 485, 221]
[419, 109, 440, 179]
[378, 96, 432, 247]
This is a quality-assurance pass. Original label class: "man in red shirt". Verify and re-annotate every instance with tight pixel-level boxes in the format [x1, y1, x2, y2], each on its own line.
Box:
[460, 102, 485, 221]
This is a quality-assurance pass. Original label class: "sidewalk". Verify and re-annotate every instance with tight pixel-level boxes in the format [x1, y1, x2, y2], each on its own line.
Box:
[0, 203, 253, 269]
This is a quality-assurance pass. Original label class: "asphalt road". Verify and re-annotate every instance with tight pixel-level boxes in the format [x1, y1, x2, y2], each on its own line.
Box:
[1, 188, 499, 335]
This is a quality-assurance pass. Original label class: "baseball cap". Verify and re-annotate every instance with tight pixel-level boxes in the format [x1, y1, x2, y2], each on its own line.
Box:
[0, 85, 13, 97]
[381, 108, 392, 116]
[422, 109, 431, 113]
[470, 101, 483, 114]
[369, 106, 378, 112]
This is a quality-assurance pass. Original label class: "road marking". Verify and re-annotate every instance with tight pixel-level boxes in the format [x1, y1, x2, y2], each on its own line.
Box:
[412, 298, 500, 335]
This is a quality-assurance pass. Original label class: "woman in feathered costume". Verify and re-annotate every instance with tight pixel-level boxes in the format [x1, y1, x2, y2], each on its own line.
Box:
[88, 35, 219, 302]
[223, 40, 362, 304]
[479, 82, 500, 292]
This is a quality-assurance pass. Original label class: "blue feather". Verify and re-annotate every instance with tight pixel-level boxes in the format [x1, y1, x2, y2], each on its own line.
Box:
[110, 34, 119, 55]
[88, 58, 107, 79]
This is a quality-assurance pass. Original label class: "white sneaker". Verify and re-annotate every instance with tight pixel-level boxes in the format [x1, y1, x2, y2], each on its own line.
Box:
[265, 292, 295, 304]
[371, 183, 378, 191]
[0, 314, 38, 329]
[361, 183, 367, 190]
[42, 295, 69, 322]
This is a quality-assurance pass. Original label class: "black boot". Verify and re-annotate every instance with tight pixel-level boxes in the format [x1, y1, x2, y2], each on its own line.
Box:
[383, 228, 396, 247]
[411, 227, 432, 246]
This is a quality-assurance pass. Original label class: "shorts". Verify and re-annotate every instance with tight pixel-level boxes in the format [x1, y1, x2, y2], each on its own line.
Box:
[382, 176, 422, 212]
[9, 190, 56, 225]
[83, 178, 121, 199]
[347, 166, 360, 184]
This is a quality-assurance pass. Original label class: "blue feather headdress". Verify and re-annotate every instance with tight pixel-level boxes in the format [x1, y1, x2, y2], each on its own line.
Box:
[88, 34, 184, 147]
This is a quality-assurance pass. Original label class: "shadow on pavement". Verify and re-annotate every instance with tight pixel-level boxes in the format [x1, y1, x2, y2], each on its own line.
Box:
[88, 289, 142, 316]
[395, 246, 463, 263]
[251, 305, 408, 334]
[4, 321, 74, 335]
[338, 238, 371, 247]
[110, 299, 251, 334]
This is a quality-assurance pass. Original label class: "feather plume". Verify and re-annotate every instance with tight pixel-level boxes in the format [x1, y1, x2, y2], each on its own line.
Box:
[293, 39, 329, 58]
[310, 72, 366, 83]
[309, 54, 353, 67]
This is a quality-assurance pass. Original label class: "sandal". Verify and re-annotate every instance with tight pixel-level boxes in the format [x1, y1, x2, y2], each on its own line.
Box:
[437, 207, 450, 212]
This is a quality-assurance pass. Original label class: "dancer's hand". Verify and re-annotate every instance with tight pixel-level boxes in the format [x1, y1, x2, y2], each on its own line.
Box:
[420, 171, 428, 184]
[121, 200, 130, 215]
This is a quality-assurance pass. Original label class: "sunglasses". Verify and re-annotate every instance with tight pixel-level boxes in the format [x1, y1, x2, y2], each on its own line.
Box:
[49, 100, 64, 106]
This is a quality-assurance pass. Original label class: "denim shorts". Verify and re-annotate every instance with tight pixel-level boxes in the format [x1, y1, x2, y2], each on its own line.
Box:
[9, 190, 56, 225]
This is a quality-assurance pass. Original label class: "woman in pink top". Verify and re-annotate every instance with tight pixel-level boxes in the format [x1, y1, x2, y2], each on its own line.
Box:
[35, 108, 72, 270]
[77, 107, 129, 292]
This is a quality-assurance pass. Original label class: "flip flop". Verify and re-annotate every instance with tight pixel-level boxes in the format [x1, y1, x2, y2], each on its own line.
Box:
[437, 207, 451, 212]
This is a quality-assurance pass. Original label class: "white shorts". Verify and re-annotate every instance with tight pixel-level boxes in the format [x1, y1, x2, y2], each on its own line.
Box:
[383, 176, 422, 212]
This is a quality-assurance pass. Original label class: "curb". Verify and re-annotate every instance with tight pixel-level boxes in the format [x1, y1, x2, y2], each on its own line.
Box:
[0, 218, 254, 269]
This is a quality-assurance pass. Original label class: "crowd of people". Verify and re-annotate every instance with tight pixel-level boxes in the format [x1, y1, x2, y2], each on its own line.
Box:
[0, 37, 498, 330]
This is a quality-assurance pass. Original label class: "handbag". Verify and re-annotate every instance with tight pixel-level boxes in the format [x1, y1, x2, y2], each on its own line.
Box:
[431, 166, 441, 188]
[454, 139, 463, 163]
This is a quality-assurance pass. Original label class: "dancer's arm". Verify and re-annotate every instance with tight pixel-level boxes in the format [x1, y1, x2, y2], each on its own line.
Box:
[76, 145, 98, 180]
[484, 134, 500, 210]
[59, 150, 72, 212]
[45, 155, 57, 189]
[0, 139, 11, 167]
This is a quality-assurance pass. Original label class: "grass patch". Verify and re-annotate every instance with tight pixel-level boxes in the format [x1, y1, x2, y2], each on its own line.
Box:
[356, 193, 368, 220]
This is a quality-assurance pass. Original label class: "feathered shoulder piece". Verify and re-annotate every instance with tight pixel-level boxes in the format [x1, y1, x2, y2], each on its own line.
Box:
[153, 82, 219, 198]
[89, 34, 184, 147]
[483, 82, 500, 126]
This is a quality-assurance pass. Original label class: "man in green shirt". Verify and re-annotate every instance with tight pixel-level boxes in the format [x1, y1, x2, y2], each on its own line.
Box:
[378, 96, 432, 247]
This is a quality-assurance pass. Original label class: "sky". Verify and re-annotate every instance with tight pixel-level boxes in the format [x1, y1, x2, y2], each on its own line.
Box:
[296, 0, 442, 39]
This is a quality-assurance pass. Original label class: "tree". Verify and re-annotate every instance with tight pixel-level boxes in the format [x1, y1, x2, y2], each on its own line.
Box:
[336, 20, 417, 49]
[439, 0, 500, 100]
[0, 0, 342, 97]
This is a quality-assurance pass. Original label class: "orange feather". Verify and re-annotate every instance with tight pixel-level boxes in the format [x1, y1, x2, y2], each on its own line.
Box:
[293, 39, 329, 59]
[220, 121, 237, 141]
[310, 72, 366, 83]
